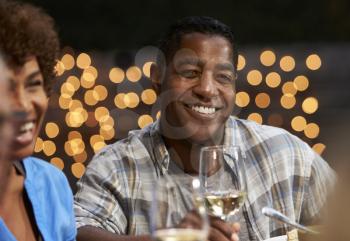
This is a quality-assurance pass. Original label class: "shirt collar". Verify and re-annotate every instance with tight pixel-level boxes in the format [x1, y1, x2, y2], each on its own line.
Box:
[149, 116, 241, 172]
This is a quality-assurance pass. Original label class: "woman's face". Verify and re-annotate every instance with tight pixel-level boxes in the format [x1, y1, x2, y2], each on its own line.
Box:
[8, 57, 48, 161]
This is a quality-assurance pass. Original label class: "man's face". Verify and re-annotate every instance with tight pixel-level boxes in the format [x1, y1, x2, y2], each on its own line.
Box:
[158, 32, 236, 144]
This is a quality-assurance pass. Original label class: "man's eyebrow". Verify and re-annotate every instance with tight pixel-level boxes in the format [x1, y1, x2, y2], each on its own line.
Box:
[174, 57, 204, 67]
[215, 63, 235, 72]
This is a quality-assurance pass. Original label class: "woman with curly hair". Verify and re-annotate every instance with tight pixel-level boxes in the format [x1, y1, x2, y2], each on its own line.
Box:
[0, 1, 76, 240]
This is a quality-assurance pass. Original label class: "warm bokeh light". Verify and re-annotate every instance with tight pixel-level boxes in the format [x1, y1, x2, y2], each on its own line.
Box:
[312, 143, 326, 155]
[114, 93, 127, 109]
[143, 62, 153, 78]
[69, 138, 85, 155]
[291, 116, 307, 132]
[84, 90, 99, 106]
[50, 157, 64, 170]
[267, 113, 283, 127]
[235, 91, 250, 108]
[293, 75, 309, 91]
[65, 110, 86, 128]
[81, 71, 96, 89]
[302, 97, 319, 114]
[282, 81, 298, 95]
[68, 131, 82, 140]
[99, 116, 114, 132]
[280, 56, 295, 72]
[280, 94, 296, 109]
[141, 89, 157, 105]
[84, 66, 98, 79]
[55, 61, 65, 76]
[237, 55, 246, 71]
[76, 53, 91, 69]
[124, 92, 140, 108]
[156, 111, 161, 119]
[247, 113, 263, 124]
[66, 76, 80, 91]
[59, 95, 72, 109]
[73, 151, 88, 163]
[34, 137, 44, 153]
[94, 107, 110, 122]
[100, 128, 115, 141]
[126, 66, 142, 82]
[45, 122, 59, 138]
[304, 123, 320, 139]
[71, 163, 85, 178]
[68, 99, 82, 112]
[260, 50, 276, 67]
[94, 85, 108, 101]
[138, 115, 154, 128]
[43, 140, 56, 156]
[255, 93, 270, 109]
[306, 54, 322, 70]
[60, 82, 75, 98]
[61, 54, 75, 70]
[109, 67, 125, 83]
[247, 70, 263, 86]
[265, 72, 281, 88]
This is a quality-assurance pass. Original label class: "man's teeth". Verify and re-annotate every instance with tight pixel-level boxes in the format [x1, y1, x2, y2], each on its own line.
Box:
[191, 105, 216, 114]
[20, 122, 34, 132]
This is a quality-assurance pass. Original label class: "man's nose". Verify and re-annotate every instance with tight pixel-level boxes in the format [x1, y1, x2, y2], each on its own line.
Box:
[193, 72, 218, 99]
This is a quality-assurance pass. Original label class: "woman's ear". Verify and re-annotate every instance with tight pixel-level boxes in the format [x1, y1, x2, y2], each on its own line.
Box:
[150, 63, 161, 95]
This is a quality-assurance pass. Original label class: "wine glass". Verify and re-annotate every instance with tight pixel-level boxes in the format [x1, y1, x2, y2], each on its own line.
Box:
[199, 145, 247, 222]
[150, 175, 209, 241]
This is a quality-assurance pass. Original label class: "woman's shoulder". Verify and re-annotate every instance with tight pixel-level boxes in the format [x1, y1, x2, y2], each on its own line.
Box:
[23, 156, 69, 186]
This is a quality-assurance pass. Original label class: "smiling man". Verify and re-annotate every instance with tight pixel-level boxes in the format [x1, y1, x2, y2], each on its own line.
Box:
[75, 16, 335, 241]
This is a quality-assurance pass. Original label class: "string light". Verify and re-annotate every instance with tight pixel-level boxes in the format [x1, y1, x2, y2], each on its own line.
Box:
[247, 70, 263, 86]
[247, 113, 263, 124]
[141, 89, 157, 105]
[306, 54, 322, 70]
[126, 66, 142, 82]
[45, 122, 59, 138]
[138, 115, 153, 128]
[50, 157, 64, 170]
[237, 55, 246, 71]
[76, 53, 91, 69]
[280, 55, 295, 72]
[302, 97, 319, 114]
[235, 91, 250, 108]
[109, 67, 125, 83]
[260, 50, 276, 67]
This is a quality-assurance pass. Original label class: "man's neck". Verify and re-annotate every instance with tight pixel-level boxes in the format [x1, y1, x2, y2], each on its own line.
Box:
[162, 135, 225, 175]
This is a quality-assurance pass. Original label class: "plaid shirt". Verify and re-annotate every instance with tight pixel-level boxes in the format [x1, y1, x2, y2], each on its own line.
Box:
[74, 116, 335, 240]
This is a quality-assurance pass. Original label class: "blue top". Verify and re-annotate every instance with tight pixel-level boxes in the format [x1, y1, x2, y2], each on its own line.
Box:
[0, 156, 76, 241]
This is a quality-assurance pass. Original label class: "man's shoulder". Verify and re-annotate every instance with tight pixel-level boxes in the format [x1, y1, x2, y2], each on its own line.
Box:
[233, 117, 292, 139]
[232, 117, 311, 153]
[87, 124, 155, 169]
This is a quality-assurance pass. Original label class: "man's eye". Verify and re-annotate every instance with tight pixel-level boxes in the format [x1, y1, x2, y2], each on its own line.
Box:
[179, 70, 199, 78]
[217, 74, 234, 83]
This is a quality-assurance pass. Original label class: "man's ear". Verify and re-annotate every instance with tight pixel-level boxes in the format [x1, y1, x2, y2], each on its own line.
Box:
[150, 63, 161, 95]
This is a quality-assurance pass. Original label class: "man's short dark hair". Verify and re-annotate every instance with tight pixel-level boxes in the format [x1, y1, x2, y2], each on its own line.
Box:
[157, 16, 238, 71]
[0, 0, 59, 94]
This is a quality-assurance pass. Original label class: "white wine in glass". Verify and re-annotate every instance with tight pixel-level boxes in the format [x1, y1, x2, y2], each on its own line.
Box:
[199, 145, 247, 221]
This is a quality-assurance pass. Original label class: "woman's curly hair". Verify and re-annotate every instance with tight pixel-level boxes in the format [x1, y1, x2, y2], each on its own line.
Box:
[0, 0, 60, 93]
